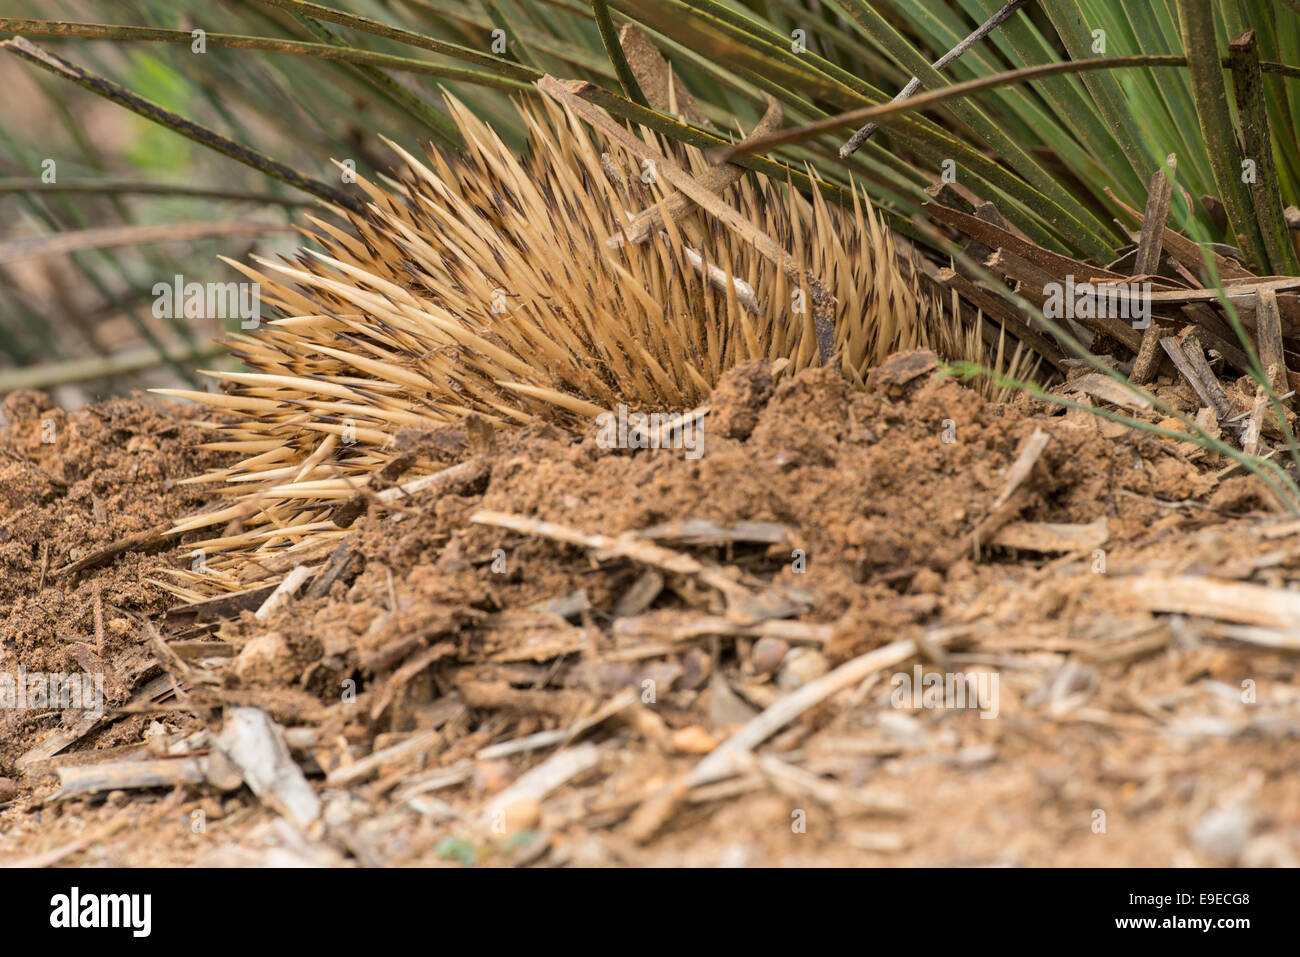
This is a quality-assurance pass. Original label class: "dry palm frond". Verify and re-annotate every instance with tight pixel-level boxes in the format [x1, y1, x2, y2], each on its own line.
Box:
[155, 93, 1031, 596]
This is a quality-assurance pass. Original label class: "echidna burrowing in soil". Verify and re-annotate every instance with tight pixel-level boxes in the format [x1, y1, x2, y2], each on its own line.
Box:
[153, 89, 1031, 598]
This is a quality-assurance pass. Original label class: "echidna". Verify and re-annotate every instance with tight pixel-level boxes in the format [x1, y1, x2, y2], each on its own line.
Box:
[152, 87, 1029, 598]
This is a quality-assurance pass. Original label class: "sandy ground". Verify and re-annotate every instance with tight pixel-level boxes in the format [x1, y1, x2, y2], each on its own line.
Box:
[1, 356, 1298, 867]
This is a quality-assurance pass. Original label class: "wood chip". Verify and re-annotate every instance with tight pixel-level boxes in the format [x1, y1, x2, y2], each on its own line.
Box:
[993, 428, 1050, 511]
[865, 349, 937, 390]
[612, 612, 831, 645]
[991, 517, 1109, 553]
[214, 706, 320, 828]
[634, 519, 791, 546]
[613, 570, 664, 618]
[1065, 372, 1152, 409]
[1134, 155, 1176, 276]
[529, 588, 591, 620]
[481, 743, 601, 829]
[52, 522, 175, 577]
[1161, 335, 1234, 421]
[164, 583, 279, 625]
[55, 756, 209, 798]
[470, 509, 757, 614]
[1214, 623, 1300, 652]
[326, 730, 440, 787]
[306, 539, 358, 599]
[0, 817, 130, 869]
[685, 629, 965, 788]
[1256, 287, 1289, 400]
[254, 565, 312, 621]
[757, 754, 906, 815]
[617, 23, 710, 125]
[1115, 575, 1300, 629]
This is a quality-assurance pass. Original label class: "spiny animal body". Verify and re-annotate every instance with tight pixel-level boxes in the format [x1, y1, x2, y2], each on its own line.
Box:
[154, 93, 1014, 598]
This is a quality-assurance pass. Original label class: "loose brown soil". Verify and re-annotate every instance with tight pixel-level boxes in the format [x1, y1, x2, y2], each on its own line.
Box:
[1, 358, 1298, 867]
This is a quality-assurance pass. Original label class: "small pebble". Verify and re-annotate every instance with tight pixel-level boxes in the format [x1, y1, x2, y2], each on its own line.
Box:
[778, 648, 829, 691]
[679, 648, 712, 690]
[501, 797, 542, 835]
[473, 759, 516, 794]
[671, 725, 718, 755]
[751, 637, 790, 675]
[1193, 807, 1250, 863]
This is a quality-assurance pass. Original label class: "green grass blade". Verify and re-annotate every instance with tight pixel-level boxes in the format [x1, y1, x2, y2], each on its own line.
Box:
[591, 0, 647, 106]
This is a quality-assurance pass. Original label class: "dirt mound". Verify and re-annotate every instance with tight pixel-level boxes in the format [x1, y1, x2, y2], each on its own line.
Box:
[1, 359, 1297, 867]
[0, 394, 229, 771]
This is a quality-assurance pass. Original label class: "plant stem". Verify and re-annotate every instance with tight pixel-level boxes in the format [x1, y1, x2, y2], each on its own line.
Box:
[0, 19, 533, 90]
[0, 37, 364, 213]
[591, 0, 648, 108]
[1179, 0, 1271, 270]
[839, 0, 1030, 156]
[1227, 28, 1300, 275]
[0, 341, 229, 393]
